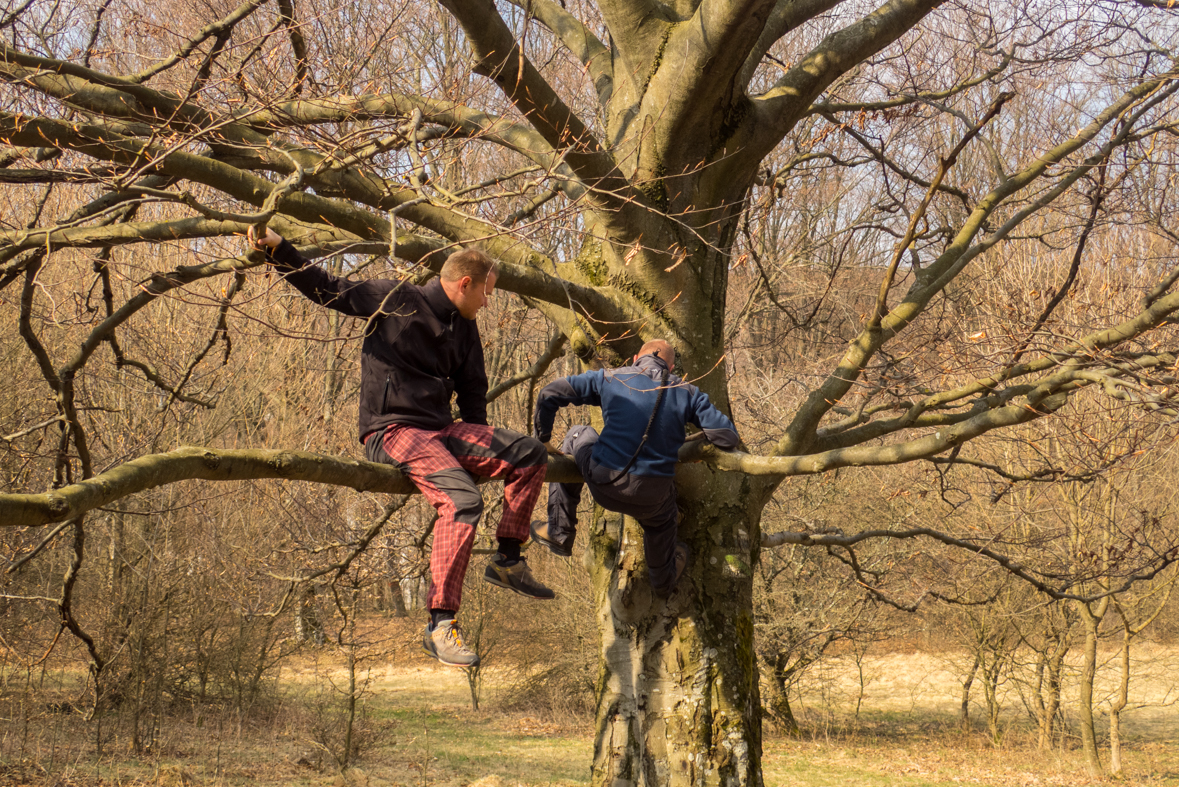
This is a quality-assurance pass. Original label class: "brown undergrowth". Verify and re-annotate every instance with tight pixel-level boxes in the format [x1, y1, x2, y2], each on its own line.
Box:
[1, 621, 1175, 786]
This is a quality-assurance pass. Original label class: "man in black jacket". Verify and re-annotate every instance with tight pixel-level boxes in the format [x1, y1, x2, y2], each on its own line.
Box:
[249, 228, 552, 668]
[531, 340, 739, 596]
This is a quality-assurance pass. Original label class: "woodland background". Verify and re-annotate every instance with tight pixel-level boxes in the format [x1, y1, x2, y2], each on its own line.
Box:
[2, 0, 1179, 784]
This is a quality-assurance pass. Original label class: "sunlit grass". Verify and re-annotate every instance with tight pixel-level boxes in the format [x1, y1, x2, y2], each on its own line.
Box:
[3, 635, 1176, 786]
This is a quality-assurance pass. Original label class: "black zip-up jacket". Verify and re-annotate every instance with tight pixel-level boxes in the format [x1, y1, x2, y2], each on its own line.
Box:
[267, 240, 488, 441]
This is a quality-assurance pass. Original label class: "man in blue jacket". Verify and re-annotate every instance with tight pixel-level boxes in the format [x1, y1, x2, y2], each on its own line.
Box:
[531, 340, 739, 596]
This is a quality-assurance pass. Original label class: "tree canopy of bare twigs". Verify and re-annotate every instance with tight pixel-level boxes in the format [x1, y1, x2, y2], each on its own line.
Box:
[4, 0, 1179, 784]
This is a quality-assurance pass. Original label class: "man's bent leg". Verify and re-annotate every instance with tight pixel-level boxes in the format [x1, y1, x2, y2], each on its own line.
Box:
[440, 422, 554, 599]
[637, 488, 681, 594]
[585, 471, 681, 593]
[538, 425, 599, 555]
[440, 423, 546, 540]
[367, 427, 482, 613]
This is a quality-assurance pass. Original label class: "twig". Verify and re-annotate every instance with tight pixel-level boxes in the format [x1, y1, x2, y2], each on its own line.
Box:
[868, 92, 1013, 331]
[1, 415, 63, 445]
[486, 332, 567, 402]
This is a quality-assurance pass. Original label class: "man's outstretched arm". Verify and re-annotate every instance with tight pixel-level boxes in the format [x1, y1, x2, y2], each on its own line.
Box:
[687, 387, 740, 449]
[249, 227, 402, 319]
[533, 371, 606, 444]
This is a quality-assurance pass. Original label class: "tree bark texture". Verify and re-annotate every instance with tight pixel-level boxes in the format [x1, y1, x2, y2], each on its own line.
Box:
[588, 465, 776, 787]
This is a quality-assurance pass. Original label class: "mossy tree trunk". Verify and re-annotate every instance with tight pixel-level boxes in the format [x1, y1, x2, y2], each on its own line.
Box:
[588, 465, 777, 787]
[7, 2, 1179, 784]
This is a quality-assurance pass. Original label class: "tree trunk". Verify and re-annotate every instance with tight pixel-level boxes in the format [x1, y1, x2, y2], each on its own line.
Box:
[1078, 612, 1104, 776]
[588, 465, 774, 787]
[295, 585, 326, 646]
[759, 654, 800, 738]
[387, 579, 409, 617]
[960, 654, 979, 732]
[1038, 632, 1069, 750]
[982, 655, 1004, 745]
[1109, 626, 1131, 776]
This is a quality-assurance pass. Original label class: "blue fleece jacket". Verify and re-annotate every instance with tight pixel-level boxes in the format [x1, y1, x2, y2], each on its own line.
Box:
[534, 354, 739, 477]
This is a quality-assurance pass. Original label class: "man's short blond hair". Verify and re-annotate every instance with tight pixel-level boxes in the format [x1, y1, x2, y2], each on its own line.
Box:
[440, 249, 498, 283]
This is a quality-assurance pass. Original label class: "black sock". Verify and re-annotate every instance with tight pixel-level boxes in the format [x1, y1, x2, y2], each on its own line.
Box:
[498, 537, 522, 564]
[430, 609, 456, 629]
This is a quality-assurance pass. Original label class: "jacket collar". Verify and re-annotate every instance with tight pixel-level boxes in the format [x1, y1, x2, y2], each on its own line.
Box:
[634, 353, 670, 376]
[423, 277, 460, 320]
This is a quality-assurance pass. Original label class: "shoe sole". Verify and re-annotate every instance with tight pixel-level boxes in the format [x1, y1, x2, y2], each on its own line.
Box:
[531, 533, 573, 558]
[421, 644, 480, 668]
[484, 573, 556, 600]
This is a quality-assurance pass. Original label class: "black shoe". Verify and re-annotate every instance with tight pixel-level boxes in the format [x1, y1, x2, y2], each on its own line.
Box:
[654, 541, 692, 599]
[530, 520, 574, 557]
[484, 555, 556, 600]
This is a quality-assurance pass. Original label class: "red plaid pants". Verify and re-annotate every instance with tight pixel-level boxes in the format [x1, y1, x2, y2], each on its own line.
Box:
[365, 422, 546, 612]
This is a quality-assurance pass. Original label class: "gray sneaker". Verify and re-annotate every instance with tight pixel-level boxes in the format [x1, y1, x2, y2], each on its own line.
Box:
[530, 520, 574, 557]
[484, 555, 556, 600]
[422, 619, 479, 668]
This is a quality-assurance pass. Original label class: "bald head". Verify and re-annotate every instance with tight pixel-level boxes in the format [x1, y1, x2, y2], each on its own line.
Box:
[637, 340, 675, 369]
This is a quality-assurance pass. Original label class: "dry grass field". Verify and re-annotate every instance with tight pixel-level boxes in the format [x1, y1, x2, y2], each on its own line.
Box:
[1, 618, 1176, 786]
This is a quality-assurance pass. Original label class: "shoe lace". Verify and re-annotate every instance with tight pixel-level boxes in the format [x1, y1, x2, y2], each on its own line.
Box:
[445, 624, 468, 649]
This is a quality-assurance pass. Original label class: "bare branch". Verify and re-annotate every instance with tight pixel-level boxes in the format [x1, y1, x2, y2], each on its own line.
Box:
[748, 0, 944, 158]
[0, 446, 584, 528]
[761, 526, 1179, 604]
[130, 0, 270, 83]
[776, 68, 1179, 456]
[275, 0, 309, 96]
[1, 415, 64, 445]
[486, 332, 567, 402]
[0, 0, 36, 30]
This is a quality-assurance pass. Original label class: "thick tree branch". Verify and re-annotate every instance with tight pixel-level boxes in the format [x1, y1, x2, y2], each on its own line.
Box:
[502, 0, 612, 103]
[687, 389, 1067, 481]
[436, 0, 631, 209]
[642, 0, 776, 153]
[0, 111, 583, 304]
[0, 40, 271, 151]
[245, 92, 587, 198]
[594, 0, 669, 84]
[0, 446, 584, 527]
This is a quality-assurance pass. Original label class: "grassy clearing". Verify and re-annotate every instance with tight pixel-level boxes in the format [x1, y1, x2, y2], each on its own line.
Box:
[2, 624, 1176, 786]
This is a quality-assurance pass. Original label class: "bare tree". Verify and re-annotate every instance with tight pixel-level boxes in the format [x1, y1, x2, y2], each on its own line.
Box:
[5, 1, 1179, 783]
